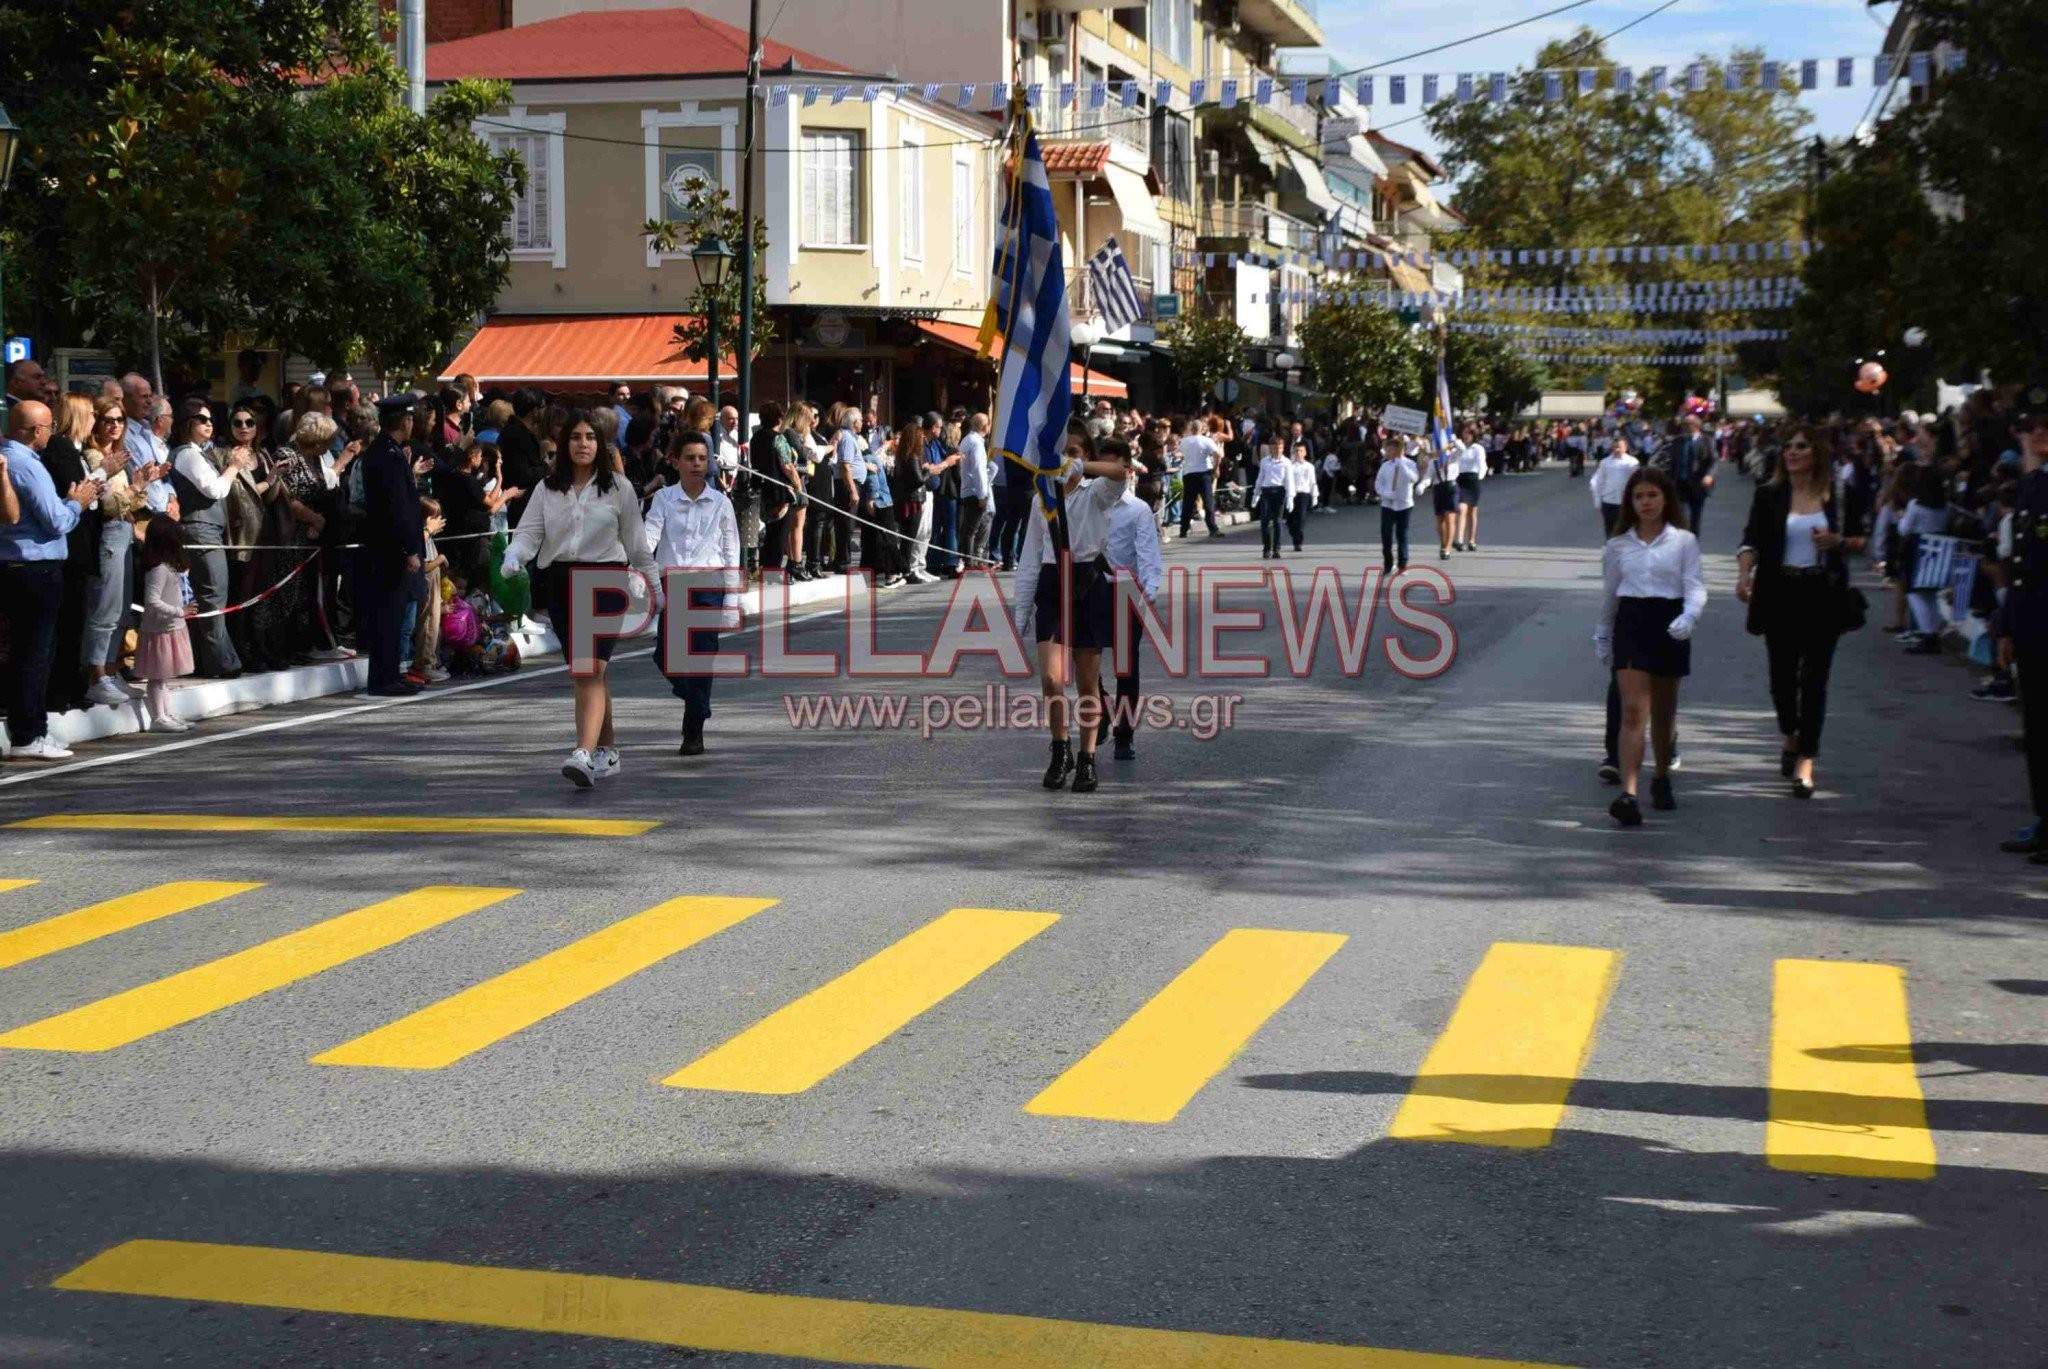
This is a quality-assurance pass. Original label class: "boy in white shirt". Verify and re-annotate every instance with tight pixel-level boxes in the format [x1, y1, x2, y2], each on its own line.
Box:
[1095, 443, 1164, 761]
[1589, 433, 1641, 537]
[1286, 441, 1317, 552]
[1373, 434, 1420, 572]
[1253, 443, 1290, 559]
[645, 433, 740, 756]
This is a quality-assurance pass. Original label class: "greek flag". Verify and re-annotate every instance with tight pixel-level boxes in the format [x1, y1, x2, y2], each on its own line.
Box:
[1086, 236, 1143, 334]
[989, 124, 1071, 523]
[1431, 348, 1456, 458]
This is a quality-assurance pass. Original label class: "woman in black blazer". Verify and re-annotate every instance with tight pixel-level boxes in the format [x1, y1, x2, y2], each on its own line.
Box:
[1735, 426, 1866, 798]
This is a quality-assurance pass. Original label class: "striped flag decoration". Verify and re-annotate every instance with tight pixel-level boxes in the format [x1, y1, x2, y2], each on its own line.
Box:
[1086, 236, 1144, 334]
[987, 122, 1072, 525]
[1910, 534, 1962, 592]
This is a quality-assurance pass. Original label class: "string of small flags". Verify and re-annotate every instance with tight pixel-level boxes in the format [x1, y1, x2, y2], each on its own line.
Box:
[766, 52, 1958, 113]
[1176, 241, 1813, 271]
[1251, 285, 1803, 314]
[1449, 325, 1787, 342]
[1521, 354, 1739, 366]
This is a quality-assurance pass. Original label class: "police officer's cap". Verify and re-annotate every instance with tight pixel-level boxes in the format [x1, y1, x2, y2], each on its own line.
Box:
[375, 392, 419, 419]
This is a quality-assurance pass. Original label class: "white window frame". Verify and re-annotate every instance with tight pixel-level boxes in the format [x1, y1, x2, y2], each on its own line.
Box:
[800, 128, 866, 251]
[899, 125, 926, 266]
[951, 148, 975, 282]
[643, 102, 739, 269]
[480, 107, 566, 269]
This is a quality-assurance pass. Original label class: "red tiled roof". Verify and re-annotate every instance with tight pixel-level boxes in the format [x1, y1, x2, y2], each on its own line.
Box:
[427, 8, 848, 83]
[916, 321, 1128, 399]
[439, 315, 736, 386]
[1040, 141, 1114, 177]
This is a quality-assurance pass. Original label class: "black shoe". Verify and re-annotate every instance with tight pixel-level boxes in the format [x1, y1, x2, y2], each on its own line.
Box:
[2000, 829, 2045, 854]
[1208, 529, 1225, 538]
[1598, 758, 1620, 784]
[1468, 542, 1479, 552]
[1651, 775, 1676, 811]
[1905, 638, 1943, 655]
[1780, 750, 1798, 778]
[1440, 549, 1450, 560]
[2031, 849, 2048, 866]
[1113, 739, 1135, 761]
[1042, 740, 1073, 790]
[1609, 793, 1643, 827]
[1792, 778, 1815, 800]
[367, 682, 420, 697]
[679, 734, 705, 757]
[1071, 752, 1099, 793]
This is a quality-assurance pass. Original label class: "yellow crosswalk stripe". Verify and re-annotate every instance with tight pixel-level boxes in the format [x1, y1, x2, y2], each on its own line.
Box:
[1025, 929, 1347, 1124]
[1767, 958, 1936, 1180]
[664, 907, 1058, 1094]
[1389, 942, 1620, 1149]
[311, 896, 777, 1070]
[0, 881, 262, 973]
[56, 1239, 1570, 1368]
[0, 886, 518, 1053]
[0, 878, 38, 895]
[8, 814, 656, 837]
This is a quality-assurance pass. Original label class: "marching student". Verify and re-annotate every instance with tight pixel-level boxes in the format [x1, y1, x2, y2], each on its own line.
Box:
[1454, 423, 1489, 551]
[1374, 434, 1419, 573]
[502, 409, 659, 788]
[1735, 425, 1865, 799]
[1011, 428, 1141, 794]
[1286, 441, 1317, 552]
[1595, 465, 1706, 827]
[1095, 440, 1163, 761]
[1254, 442, 1289, 559]
[645, 431, 741, 757]
[1589, 432, 1641, 537]
[1424, 438, 1460, 560]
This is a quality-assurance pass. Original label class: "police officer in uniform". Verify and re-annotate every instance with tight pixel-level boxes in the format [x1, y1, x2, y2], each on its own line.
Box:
[356, 393, 427, 697]
[1997, 384, 2048, 861]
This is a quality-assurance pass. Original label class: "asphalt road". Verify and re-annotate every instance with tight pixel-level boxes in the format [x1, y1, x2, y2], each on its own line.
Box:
[1, 461, 2043, 1368]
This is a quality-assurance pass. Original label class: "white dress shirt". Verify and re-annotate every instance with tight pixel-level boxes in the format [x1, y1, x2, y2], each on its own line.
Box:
[1254, 453, 1290, 492]
[1010, 470, 1129, 633]
[1106, 488, 1164, 602]
[1286, 458, 1318, 502]
[1589, 453, 1639, 507]
[502, 474, 659, 586]
[1459, 440, 1489, 480]
[1178, 433, 1220, 476]
[1375, 455, 1420, 511]
[644, 480, 741, 609]
[171, 443, 236, 502]
[1597, 524, 1708, 653]
[958, 431, 991, 499]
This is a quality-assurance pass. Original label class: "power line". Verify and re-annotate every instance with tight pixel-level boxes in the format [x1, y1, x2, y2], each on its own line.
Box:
[1330, 0, 1600, 79]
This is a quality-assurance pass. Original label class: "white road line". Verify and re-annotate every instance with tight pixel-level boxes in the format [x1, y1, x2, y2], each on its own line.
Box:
[0, 605, 850, 790]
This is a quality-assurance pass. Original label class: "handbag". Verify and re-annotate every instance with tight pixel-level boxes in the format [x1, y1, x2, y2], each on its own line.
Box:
[1838, 583, 1869, 632]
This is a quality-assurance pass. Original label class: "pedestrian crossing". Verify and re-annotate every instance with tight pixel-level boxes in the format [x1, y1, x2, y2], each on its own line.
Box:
[0, 877, 1938, 1178]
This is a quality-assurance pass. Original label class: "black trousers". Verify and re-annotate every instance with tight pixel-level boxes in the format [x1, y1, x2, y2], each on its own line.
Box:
[1762, 579, 1842, 758]
[1, 561, 65, 745]
[1095, 599, 1143, 748]
[353, 557, 407, 691]
[1380, 506, 1411, 570]
[1685, 494, 1709, 538]
[1288, 492, 1310, 549]
[1600, 503, 1622, 537]
[2021, 639, 2048, 821]
[1180, 471, 1218, 534]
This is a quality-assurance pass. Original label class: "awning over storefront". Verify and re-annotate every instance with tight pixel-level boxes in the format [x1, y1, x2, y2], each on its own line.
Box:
[1102, 161, 1169, 244]
[439, 314, 733, 386]
[1281, 146, 1341, 218]
[1327, 132, 1389, 179]
[915, 320, 1128, 399]
[1386, 260, 1433, 294]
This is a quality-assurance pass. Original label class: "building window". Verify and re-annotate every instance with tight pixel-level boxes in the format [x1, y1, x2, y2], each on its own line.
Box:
[1150, 0, 1192, 69]
[802, 130, 863, 247]
[900, 134, 925, 263]
[483, 110, 565, 268]
[952, 155, 974, 278]
[1150, 109, 1193, 203]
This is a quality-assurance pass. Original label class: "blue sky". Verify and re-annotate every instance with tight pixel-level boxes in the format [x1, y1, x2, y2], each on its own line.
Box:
[1311, 0, 1899, 161]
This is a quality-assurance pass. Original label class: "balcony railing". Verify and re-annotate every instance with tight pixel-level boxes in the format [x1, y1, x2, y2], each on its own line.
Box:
[1199, 202, 1322, 256]
[1040, 101, 1151, 158]
[1068, 269, 1158, 326]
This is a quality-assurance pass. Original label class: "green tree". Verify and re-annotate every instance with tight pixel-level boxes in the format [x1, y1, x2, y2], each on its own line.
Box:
[645, 184, 776, 383]
[1297, 301, 1421, 417]
[1160, 312, 1249, 403]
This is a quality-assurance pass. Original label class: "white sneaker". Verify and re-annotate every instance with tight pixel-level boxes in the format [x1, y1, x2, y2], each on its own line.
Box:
[87, 677, 132, 708]
[309, 645, 355, 662]
[593, 746, 620, 781]
[910, 570, 941, 584]
[152, 713, 192, 734]
[13, 736, 74, 760]
[424, 667, 451, 683]
[561, 748, 596, 788]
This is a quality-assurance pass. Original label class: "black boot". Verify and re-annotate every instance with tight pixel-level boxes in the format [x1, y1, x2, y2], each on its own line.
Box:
[1042, 739, 1074, 790]
[1071, 751, 1099, 793]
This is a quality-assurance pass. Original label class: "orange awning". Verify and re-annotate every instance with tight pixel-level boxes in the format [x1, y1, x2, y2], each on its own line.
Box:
[439, 314, 736, 387]
[915, 320, 1128, 400]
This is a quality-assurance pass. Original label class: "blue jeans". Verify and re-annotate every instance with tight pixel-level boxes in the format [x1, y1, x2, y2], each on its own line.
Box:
[657, 599, 722, 738]
[1380, 506, 1411, 570]
[927, 495, 958, 574]
[83, 519, 133, 668]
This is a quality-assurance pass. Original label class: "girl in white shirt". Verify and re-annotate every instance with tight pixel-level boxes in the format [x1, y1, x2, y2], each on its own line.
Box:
[1595, 465, 1706, 826]
[502, 410, 659, 788]
[1589, 434, 1641, 537]
[1253, 443, 1290, 559]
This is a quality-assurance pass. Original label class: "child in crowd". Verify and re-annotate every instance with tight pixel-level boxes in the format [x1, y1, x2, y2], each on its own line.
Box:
[409, 497, 450, 686]
[135, 515, 196, 733]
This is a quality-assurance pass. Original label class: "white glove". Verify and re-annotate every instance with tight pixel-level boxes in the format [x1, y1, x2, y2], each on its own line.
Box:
[1593, 632, 1613, 668]
[500, 553, 522, 580]
[1666, 614, 1696, 642]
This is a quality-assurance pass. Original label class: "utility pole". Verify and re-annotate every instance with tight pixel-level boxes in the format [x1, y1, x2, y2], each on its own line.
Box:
[735, 0, 762, 440]
[399, 0, 426, 115]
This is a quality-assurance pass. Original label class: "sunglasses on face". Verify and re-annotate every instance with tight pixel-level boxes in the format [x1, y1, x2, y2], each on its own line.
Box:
[231, 418, 256, 427]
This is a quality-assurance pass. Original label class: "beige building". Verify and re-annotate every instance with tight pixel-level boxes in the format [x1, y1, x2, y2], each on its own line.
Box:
[428, 8, 1124, 418]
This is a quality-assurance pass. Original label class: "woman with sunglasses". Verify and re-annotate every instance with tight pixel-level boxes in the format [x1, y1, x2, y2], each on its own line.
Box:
[1735, 425, 1866, 799]
[167, 399, 251, 679]
[219, 405, 280, 672]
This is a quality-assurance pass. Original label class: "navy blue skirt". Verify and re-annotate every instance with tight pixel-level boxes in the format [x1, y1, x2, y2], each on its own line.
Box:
[1613, 596, 1690, 678]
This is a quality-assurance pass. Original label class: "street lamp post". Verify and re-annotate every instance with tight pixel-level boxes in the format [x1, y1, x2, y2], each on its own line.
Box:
[691, 234, 735, 409]
[1071, 321, 1101, 406]
[1274, 350, 1299, 420]
[0, 103, 22, 423]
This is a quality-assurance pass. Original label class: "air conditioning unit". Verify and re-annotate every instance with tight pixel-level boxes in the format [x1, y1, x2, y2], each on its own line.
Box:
[1210, 0, 1240, 37]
